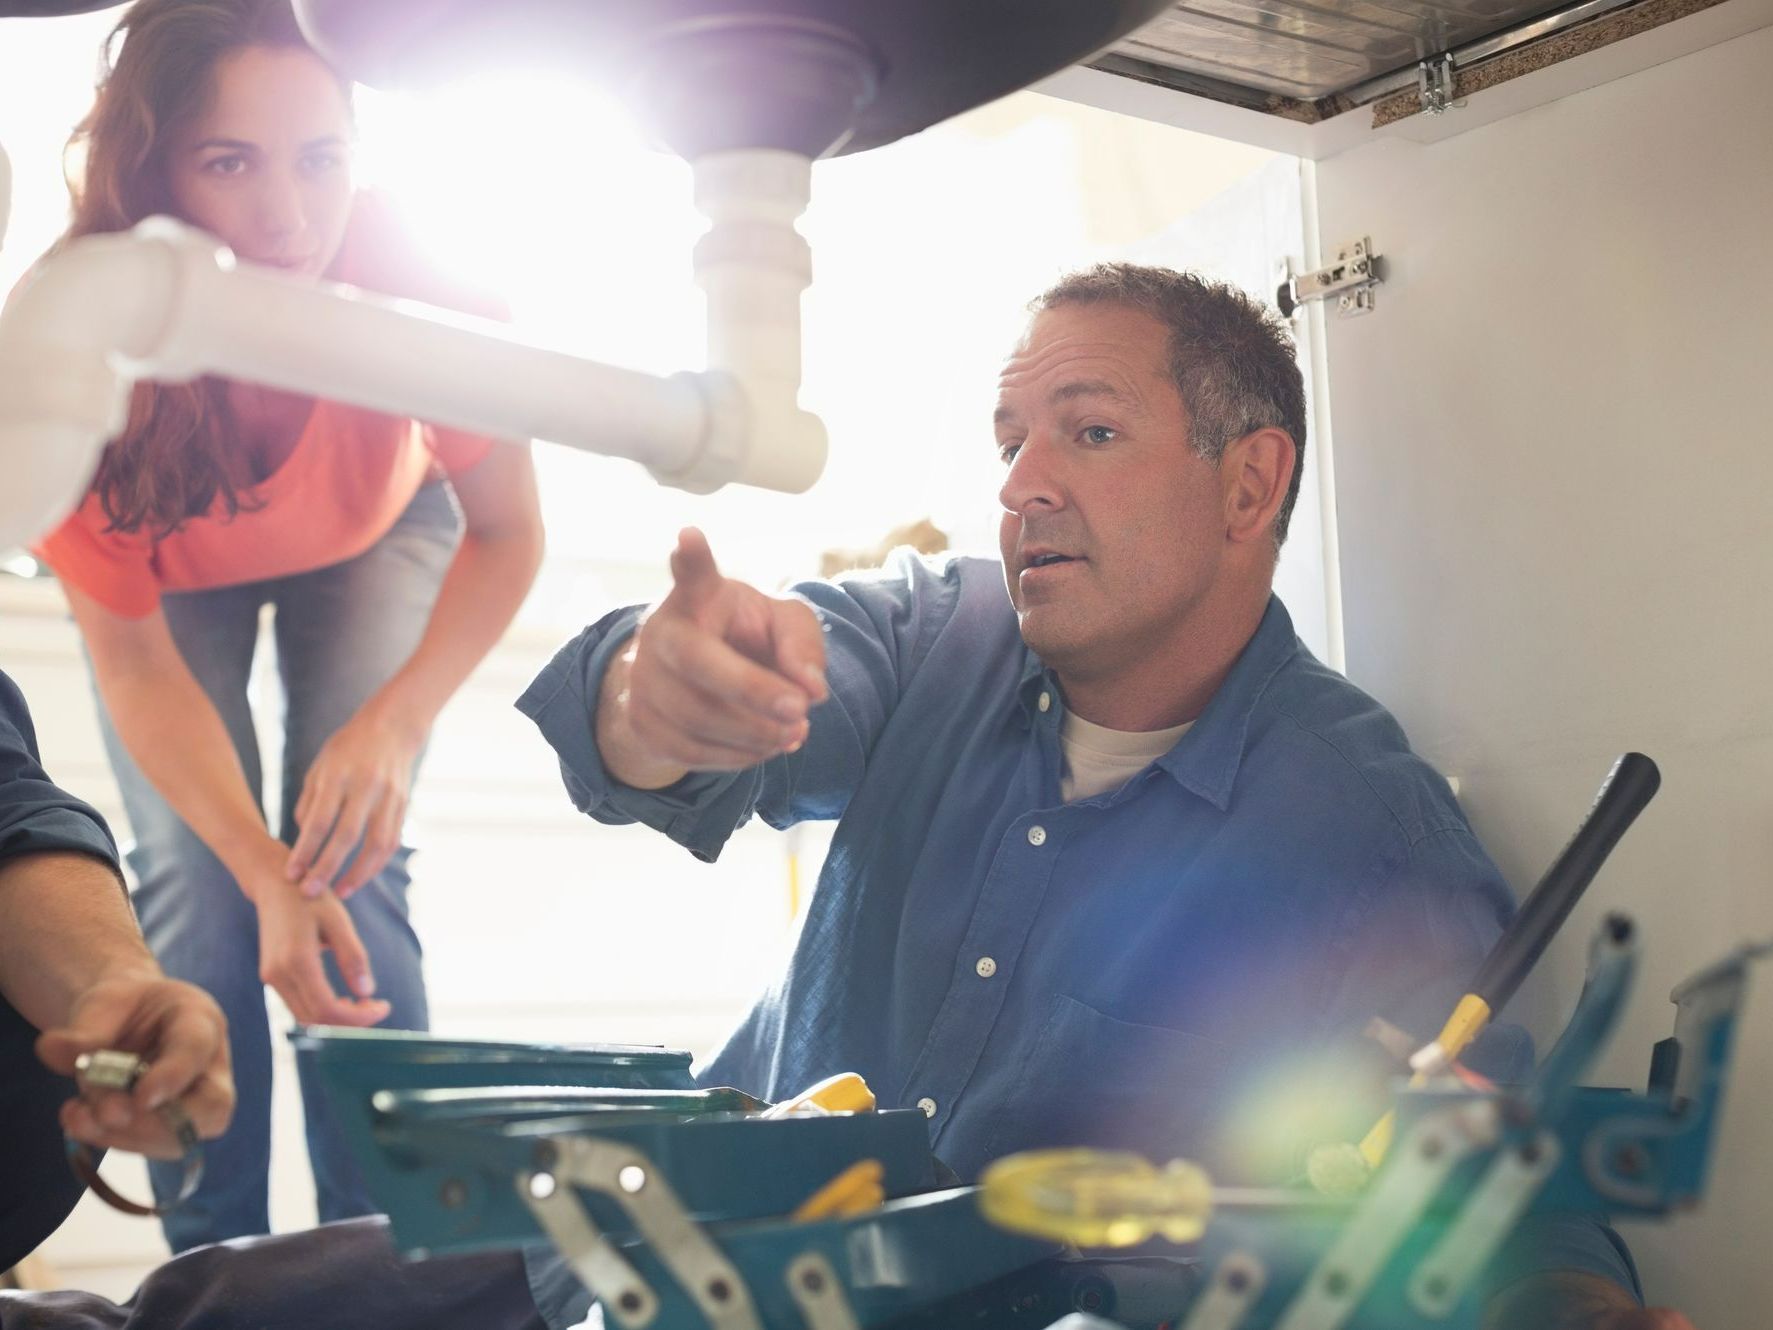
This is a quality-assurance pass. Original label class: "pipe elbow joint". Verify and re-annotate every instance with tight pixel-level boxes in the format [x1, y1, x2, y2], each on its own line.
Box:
[0, 217, 233, 546]
[652, 369, 827, 495]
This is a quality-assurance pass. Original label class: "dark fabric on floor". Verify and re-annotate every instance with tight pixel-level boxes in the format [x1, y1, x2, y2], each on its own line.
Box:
[0, 1218, 545, 1330]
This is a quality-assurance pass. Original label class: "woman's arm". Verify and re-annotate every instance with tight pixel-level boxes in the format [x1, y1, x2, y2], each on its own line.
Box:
[287, 441, 544, 896]
[67, 587, 391, 1027]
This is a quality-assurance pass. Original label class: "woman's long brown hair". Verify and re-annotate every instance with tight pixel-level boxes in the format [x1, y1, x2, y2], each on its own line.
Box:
[55, 0, 340, 537]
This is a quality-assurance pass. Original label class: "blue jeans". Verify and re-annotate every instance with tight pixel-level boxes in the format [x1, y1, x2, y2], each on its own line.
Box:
[93, 481, 462, 1252]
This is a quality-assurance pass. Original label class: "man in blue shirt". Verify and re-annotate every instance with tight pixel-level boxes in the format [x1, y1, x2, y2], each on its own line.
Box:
[516, 265, 1690, 1330]
[0, 268, 1689, 1330]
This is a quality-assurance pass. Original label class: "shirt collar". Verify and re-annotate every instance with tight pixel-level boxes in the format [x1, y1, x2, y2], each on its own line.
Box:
[1017, 595, 1301, 812]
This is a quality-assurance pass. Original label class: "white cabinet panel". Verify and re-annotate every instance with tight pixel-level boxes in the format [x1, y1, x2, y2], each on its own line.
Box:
[1313, 24, 1773, 1322]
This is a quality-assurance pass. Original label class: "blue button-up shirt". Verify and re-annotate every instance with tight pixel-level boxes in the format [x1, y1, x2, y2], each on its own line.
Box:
[516, 554, 1635, 1318]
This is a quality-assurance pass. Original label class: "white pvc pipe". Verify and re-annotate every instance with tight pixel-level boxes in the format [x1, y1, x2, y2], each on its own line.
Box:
[0, 228, 181, 547]
[0, 207, 833, 550]
[144, 222, 707, 471]
[688, 150, 828, 495]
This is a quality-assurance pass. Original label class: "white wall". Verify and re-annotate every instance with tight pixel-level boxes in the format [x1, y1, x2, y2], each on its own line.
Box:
[1315, 22, 1773, 1323]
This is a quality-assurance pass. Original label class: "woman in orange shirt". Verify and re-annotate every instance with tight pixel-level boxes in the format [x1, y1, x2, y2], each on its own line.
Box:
[31, 0, 544, 1249]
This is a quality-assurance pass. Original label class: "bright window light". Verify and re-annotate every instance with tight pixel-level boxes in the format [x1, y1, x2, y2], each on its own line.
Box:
[354, 73, 700, 378]
[351, 73, 1274, 610]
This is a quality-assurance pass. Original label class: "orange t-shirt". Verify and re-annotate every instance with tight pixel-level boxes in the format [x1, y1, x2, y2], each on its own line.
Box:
[35, 193, 507, 619]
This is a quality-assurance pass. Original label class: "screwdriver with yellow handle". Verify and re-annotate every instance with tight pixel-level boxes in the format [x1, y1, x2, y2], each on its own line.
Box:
[981, 1149, 1216, 1246]
[1318, 752, 1661, 1192]
[980, 1150, 1364, 1247]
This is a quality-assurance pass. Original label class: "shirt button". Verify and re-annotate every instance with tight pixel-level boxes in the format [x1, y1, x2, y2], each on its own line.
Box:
[917, 1097, 938, 1118]
[1037, 691, 1052, 713]
[1027, 825, 1047, 847]
[975, 956, 997, 978]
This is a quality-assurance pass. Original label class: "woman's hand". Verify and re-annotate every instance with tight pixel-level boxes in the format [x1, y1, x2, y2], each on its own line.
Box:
[37, 973, 235, 1160]
[286, 698, 427, 900]
[280, 442, 542, 894]
[248, 844, 391, 1027]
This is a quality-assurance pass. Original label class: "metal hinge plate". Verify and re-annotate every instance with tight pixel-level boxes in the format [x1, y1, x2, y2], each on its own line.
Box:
[1277, 238, 1383, 320]
[1418, 55, 1461, 115]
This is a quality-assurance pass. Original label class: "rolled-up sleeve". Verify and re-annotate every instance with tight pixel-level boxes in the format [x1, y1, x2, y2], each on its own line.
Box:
[0, 671, 120, 880]
[513, 604, 762, 861]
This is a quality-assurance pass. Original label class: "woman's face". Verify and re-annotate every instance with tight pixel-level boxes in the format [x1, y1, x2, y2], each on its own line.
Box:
[165, 44, 354, 278]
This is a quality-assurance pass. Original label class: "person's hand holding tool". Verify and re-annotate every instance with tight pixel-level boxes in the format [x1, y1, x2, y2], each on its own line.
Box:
[36, 973, 233, 1161]
[597, 527, 828, 790]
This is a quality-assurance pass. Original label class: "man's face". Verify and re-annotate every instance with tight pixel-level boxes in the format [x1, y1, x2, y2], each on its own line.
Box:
[995, 302, 1229, 679]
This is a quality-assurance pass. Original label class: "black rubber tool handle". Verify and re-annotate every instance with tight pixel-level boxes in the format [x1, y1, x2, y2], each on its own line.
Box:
[1470, 752, 1661, 1012]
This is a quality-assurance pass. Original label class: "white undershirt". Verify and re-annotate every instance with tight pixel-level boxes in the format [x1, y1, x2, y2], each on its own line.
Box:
[1059, 710, 1195, 803]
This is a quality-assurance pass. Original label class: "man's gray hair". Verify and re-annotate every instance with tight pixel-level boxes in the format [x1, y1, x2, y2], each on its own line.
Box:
[1031, 263, 1307, 547]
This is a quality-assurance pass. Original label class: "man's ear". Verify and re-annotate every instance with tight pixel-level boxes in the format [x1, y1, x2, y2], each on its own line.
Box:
[1223, 427, 1296, 546]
